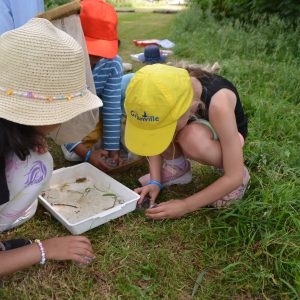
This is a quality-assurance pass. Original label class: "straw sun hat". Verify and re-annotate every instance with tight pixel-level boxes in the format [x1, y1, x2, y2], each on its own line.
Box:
[0, 18, 102, 126]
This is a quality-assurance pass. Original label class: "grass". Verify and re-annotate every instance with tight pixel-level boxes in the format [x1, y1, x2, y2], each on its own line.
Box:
[1, 5, 300, 300]
[44, 0, 186, 11]
[168, 6, 300, 299]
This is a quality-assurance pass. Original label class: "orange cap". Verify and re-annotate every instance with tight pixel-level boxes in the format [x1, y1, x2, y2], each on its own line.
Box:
[80, 0, 118, 59]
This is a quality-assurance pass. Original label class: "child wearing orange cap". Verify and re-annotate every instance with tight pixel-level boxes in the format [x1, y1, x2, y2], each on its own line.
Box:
[124, 64, 249, 219]
[62, 0, 124, 171]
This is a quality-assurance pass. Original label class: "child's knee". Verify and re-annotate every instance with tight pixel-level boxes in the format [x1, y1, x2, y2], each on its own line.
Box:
[177, 124, 214, 158]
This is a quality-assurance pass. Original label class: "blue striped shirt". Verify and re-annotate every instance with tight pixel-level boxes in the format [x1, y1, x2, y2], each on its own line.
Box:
[94, 56, 123, 150]
[65, 56, 123, 152]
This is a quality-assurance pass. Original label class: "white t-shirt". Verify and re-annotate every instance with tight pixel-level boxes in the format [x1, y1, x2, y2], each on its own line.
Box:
[0, 151, 53, 232]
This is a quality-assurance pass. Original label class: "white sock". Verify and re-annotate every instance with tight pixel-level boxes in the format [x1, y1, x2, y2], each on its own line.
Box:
[164, 156, 186, 167]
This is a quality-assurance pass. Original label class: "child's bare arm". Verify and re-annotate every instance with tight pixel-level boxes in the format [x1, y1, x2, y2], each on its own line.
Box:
[135, 155, 163, 204]
[0, 236, 94, 277]
[147, 91, 245, 219]
[149, 155, 163, 182]
[73, 144, 110, 171]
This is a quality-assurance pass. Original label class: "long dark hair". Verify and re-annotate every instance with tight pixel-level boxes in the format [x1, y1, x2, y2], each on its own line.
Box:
[0, 119, 44, 160]
[0, 119, 43, 204]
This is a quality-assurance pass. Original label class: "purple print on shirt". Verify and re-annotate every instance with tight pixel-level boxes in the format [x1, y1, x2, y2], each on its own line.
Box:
[25, 161, 47, 187]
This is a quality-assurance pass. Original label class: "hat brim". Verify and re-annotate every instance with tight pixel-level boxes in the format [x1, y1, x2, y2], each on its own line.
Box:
[125, 117, 177, 156]
[85, 36, 118, 59]
[0, 90, 102, 126]
[137, 53, 167, 64]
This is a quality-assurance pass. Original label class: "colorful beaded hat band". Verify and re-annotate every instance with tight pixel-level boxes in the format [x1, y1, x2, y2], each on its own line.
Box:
[0, 86, 88, 101]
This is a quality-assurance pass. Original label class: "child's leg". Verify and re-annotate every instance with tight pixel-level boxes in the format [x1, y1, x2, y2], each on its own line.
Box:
[176, 122, 223, 168]
[140, 121, 244, 188]
[160, 140, 184, 160]
[176, 121, 249, 206]
[82, 120, 103, 150]
[0, 151, 53, 232]
[139, 140, 192, 186]
[61, 121, 102, 162]
[176, 121, 245, 167]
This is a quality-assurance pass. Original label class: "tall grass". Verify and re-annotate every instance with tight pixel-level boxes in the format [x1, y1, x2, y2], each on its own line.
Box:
[193, 0, 300, 24]
[44, 0, 71, 10]
[170, 6, 300, 298]
[1, 7, 299, 300]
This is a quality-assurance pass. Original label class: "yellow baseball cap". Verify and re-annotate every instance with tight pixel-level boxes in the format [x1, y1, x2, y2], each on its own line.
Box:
[124, 64, 193, 156]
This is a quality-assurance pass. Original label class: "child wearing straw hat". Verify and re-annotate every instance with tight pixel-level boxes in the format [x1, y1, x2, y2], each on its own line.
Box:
[124, 64, 250, 219]
[0, 18, 101, 275]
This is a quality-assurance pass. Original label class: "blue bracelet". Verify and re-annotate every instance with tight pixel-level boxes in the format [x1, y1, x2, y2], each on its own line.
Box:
[147, 180, 164, 191]
[84, 149, 92, 162]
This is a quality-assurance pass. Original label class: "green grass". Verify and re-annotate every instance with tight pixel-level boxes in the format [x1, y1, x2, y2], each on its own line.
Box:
[1, 7, 300, 300]
[44, 0, 185, 10]
[44, 0, 71, 10]
[168, 6, 300, 299]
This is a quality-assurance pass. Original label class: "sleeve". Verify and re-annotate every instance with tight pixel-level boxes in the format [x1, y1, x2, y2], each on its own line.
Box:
[0, 0, 14, 35]
[64, 141, 82, 152]
[0, 152, 53, 232]
[101, 57, 123, 151]
[121, 73, 135, 116]
[9, 0, 44, 28]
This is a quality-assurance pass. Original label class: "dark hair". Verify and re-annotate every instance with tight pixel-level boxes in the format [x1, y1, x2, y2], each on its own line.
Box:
[0, 118, 44, 204]
[170, 61, 221, 119]
[0, 118, 43, 161]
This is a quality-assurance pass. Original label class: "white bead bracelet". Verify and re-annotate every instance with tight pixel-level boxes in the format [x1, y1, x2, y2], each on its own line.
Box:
[35, 239, 46, 265]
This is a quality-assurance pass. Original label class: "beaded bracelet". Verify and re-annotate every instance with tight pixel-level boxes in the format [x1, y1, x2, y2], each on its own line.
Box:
[147, 180, 164, 191]
[34, 239, 46, 265]
[84, 149, 92, 162]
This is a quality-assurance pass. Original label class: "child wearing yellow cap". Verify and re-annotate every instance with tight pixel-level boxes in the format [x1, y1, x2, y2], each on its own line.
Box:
[124, 64, 249, 219]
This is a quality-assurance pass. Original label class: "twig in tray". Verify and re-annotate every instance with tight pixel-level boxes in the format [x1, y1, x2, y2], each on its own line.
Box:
[51, 203, 79, 209]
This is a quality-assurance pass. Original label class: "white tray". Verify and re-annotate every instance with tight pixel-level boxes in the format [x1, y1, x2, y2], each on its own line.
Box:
[38, 163, 139, 235]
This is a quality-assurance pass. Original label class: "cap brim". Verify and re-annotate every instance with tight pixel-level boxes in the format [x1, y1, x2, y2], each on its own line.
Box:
[0, 90, 102, 126]
[137, 54, 146, 62]
[85, 36, 118, 59]
[125, 118, 177, 156]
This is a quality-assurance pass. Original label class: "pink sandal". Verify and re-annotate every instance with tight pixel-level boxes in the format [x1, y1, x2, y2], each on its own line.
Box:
[139, 159, 192, 187]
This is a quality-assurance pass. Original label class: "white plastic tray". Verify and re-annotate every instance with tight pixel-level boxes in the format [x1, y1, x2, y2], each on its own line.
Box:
[38, 163, 139, 235]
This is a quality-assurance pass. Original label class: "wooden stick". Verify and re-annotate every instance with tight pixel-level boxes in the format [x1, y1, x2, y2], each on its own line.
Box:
[37, 0, 81, 21]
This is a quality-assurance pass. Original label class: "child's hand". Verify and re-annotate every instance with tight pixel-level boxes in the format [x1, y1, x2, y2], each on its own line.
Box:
[89, 149, 110, 171]
[135, 184, 160, 206]
[33, 144, 48, 154]
[32, 137, 48, 154]
[43, 236, 95, 265]
[145, 199, 189, 220]
[108, 150, 120, 165]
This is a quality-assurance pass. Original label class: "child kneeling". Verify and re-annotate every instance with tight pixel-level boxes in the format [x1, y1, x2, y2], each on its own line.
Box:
[124, 64, 249, 219]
